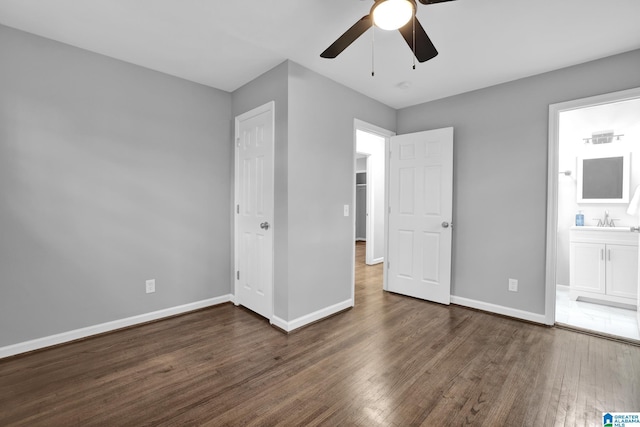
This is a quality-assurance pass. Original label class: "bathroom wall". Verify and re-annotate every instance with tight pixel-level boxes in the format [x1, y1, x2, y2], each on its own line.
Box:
[556, 98, 640, 286]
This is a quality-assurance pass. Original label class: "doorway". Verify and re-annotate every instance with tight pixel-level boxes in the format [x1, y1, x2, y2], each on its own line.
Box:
[355, 129, 386, 265]
[546, 88, 640, 341]
[352, 120, 393, 302]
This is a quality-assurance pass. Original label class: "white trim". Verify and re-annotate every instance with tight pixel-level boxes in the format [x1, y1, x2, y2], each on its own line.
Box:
[0, 296, 233, 359]
[556, 284, 570, 291]
[451, 296, 547, 324]
[365, 154, 373, 265]
[545, 86, 640, 326]
[269, 299, 353, 333]
[270, 315, 289, 331]
[354, 119, 396, 139]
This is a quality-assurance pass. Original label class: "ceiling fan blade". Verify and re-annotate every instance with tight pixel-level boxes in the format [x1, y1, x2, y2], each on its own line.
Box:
[320, 15, 373, 59]
[398, 17, 438, 63]
[418, 0, 456, 4]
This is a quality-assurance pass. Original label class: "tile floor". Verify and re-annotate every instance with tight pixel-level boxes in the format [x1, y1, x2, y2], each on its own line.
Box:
[555, 286, 640, 341]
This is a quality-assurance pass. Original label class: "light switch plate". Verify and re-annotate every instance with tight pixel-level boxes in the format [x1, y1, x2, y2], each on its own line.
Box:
[344, 205, 349, 217]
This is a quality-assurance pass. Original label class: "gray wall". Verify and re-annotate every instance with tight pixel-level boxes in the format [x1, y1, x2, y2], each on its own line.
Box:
[397, 49, 640, 315]
[287, 62, 395, 319]
[232, 61, 395, 321]
[231, 62, 289, 319]
[5, 19, 637, 346]
[0, 25, 232, 347]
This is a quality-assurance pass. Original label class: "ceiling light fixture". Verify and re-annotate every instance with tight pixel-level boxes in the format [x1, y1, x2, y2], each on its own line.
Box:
[372, 0, 415, 31]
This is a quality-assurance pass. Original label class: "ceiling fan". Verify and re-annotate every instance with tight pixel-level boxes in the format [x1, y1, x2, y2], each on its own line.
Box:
[320, 0, 455, 63]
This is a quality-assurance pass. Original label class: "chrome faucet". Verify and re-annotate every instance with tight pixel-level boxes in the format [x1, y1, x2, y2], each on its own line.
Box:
[595, 210, 618, 227]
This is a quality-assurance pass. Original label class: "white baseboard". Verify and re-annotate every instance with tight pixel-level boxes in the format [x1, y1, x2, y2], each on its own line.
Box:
[270, 315, 289, 331]
[451, 296, 547, 324]
[0, 295, 233, 359]
[270, 299, 353, 333]
[556, 284, 570, 291]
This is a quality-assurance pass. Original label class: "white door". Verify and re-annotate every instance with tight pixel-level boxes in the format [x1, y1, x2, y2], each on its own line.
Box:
[234, 102, 274, 320]
[386, 127, 454, 305]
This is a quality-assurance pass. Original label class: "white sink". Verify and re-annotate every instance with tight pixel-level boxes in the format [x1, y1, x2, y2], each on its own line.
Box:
[571, 226, 634, 232]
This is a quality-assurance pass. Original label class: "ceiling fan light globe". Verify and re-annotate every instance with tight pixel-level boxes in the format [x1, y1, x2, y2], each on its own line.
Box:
[373, 0, 414, 31]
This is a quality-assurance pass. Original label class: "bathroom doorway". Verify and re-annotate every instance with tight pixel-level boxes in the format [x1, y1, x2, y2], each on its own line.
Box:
[547, 88, 640, 341]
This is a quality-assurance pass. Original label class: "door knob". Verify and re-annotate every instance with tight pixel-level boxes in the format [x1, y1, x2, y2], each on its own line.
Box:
[441, 221, 450, 228]
[260, 222, 270, 230]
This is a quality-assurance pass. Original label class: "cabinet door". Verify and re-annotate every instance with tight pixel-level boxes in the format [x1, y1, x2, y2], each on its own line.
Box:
[570, 242, 606, 294]
[606, 244, 639, 299]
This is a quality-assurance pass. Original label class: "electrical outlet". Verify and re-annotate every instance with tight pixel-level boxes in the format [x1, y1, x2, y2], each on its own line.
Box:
[508, 278, 518, 292]
[146, 279, 155, 294]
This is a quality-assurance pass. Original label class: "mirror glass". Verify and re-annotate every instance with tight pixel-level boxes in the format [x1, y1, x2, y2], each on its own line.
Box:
[577, 153, 630, 203]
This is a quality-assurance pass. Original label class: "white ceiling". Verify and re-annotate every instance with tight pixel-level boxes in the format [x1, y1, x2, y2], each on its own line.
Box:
[1, 0, 639, 109]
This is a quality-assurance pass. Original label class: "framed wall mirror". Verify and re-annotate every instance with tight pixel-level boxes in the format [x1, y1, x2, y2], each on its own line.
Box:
[576, 152, 630, 203]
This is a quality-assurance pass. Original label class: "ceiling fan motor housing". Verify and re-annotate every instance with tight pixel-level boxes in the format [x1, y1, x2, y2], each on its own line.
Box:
[371, 0, 417, 30]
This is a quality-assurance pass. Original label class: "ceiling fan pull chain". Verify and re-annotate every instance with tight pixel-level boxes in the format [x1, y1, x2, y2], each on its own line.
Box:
[371, 24, 375, 77]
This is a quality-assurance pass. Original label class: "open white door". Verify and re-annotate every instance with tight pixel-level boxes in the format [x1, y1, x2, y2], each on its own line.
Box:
[234, 102, 274, 320]
[386, 127, 454, 305]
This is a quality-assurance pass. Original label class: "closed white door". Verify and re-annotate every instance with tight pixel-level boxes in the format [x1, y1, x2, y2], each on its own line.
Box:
[235, 102, 274, 320]
[386, 127, 453, 305]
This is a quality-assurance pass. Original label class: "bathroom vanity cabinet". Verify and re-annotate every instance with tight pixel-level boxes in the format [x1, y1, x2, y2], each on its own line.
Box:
[570, 227, 638, 306]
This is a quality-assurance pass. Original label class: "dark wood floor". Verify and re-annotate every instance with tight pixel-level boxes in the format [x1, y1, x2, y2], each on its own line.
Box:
[1, 242, 639, 426]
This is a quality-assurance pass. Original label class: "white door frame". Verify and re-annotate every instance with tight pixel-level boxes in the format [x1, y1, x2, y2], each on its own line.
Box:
[544, 86, 640, 325]
[234, 101, 275, 320]
[352, 119, 395, 302]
